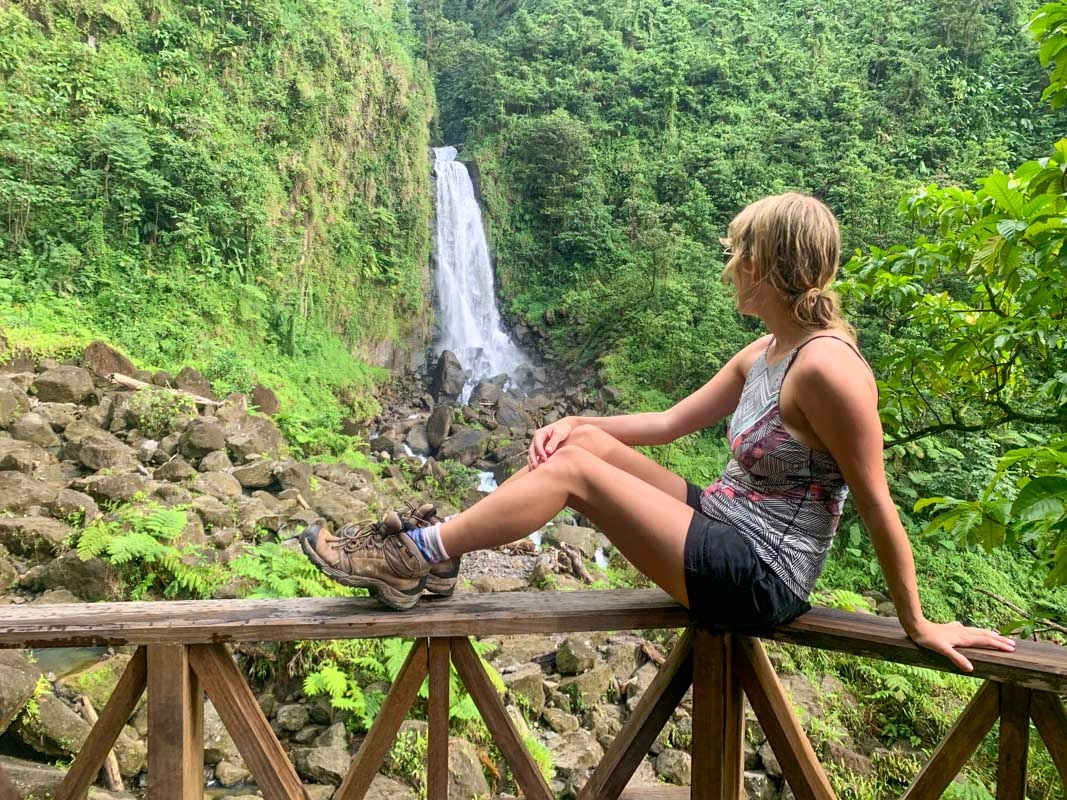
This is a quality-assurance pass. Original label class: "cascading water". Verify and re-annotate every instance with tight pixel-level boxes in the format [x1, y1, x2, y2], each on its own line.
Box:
[432, 146, 528, 393]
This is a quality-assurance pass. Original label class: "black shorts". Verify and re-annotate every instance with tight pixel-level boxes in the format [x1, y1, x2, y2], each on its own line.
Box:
[683, 482, 811, 631]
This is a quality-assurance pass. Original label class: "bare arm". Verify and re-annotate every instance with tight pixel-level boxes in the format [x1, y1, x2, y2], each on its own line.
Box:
[791, 341, 1015, 671]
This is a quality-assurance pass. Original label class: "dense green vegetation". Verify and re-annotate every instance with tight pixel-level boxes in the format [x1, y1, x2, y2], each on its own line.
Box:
[0, 0, 434, 435]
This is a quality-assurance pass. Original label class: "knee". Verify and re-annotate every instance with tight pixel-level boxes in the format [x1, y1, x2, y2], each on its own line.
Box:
[565, 424, 619, 457]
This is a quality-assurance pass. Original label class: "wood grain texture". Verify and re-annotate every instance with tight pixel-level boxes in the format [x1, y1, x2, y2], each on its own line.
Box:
[336, 639, 427, 800]
[691, 630, 725, 800]
[427, 638, 450, 800]
[734, 637, 836, 800]
[1030, 691, 1067, 784]
[0, 764, 20, 800]
[617, 788, 689, 800]
[581, 629, 695, 800]
[4, 596, 1062, 693]
[450, 636, 554, 800]
[188, 645, 308, 800]
[996, 684, 1030, 800]
[56, 647, 147, 800]
[723, 635, 745, 800]
[901, 680, 1000, 800]
[147, 645, 203, 800]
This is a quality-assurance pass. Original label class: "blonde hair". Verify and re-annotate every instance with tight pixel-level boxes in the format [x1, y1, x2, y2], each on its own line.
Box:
[723, 193, 852, 333]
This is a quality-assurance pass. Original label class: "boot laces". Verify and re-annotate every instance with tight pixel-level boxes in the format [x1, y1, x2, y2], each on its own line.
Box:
[335, 521, 387, 553]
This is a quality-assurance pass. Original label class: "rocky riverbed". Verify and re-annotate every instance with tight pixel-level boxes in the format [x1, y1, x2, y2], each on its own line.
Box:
[0, 341, 892, 800]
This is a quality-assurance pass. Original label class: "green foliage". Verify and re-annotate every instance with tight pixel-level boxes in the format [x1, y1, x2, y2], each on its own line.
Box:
[128, 386, 196, 438]
[74, 503, 225, 599]
[1030, 2, 1067, 108]
[229, 541, 362, 599]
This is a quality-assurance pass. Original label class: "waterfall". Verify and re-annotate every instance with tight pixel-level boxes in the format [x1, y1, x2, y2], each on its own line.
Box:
[432, 146, 528, 391]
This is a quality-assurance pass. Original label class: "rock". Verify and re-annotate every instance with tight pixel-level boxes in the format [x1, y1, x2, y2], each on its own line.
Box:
[33, 366, 94, 404]
[114, 731, 147, 777]
[542, 707, 579, 733]
[276, 703, 310, 732]
[10, 412, 60, 449]
[405, 425, 431, 456]
[448, 737, 490, 800]
[0, 378, 31, 427]
[555, 636, 597, 676]
[0, 439, 53, 473]
[0, 652, 40, 736]
[488, 635, 558, 669]
[744, 770, 777, 800]
[16, 693, 91, 757]
[35, 551, 116, 601]
[204, 701, 243, 765]
[181, 417, 227, 459]
[426, 404, 453, 451]
[502, 662, 545, 718]
[232, 460, 278, 489]
[199, 450, 235, 472]
[251, 384, 280, 415]
[295, 745, 350, 785]
[70, 429, 138, 472]
[215, 759, 252, 787]
[226, 416, 283, 463]
[825, 739, 872, 777]
[193, 495, 234, 530]
[758, 741, 782, 779]
[49, 489, 100, 524]
[468, 379, 503, 406]
[495, 396, 531, 430]
[58, 654, 132, 710]
[469, 575, 528, 593]
[315, 722, 349, 749]
[82, 341, 138, 378]
[558, 663, 615, 708]
[0, 549, 16, 592]
[191, 471, 242, 500]
[175, 366, 215, 399]
[0, 756, 126, 800]
[602, 640, 643, 682]
[364, 774, 418, 800]
[655, 749, 692, 785]
[548, 728, 604, 781]
[0, 516, 71, 557]
[543, 524, 603, 559]
[430, 351, 465, 402]
[438, 428, 490, 466]
[154, 457, 197, 482]
[583, 703, 623, 749]
[82, 473, 150, 504]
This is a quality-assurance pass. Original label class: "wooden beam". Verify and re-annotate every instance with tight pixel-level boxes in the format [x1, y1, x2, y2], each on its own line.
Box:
[427, 638, 450, 800]
[0, 764, 20, 800]
[450, 636, 553, 800]
[1030, 691, 1067, 784]
[188, 645, 308, 800]
[996, 684, 1030, 800]
[336, 639, 428, 800]
[734, 637, 835, 800]
[581, 629, 695, 800]
[147, 645, 203, 800]
[901, 680, 1000, 800]
[692, 630, 743, 800]
[56, 647, 148, 800]
[723, 635, 745, 800]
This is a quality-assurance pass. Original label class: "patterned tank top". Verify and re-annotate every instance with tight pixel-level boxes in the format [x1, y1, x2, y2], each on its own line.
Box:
[700, 335, 865, 599]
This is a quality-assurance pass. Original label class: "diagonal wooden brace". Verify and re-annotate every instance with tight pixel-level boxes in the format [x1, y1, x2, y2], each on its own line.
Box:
[1030, 690, 1067, 785]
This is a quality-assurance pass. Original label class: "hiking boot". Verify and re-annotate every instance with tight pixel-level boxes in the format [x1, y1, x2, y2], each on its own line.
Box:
[392, 501, 462, 597]
[299, 519, 429, 610]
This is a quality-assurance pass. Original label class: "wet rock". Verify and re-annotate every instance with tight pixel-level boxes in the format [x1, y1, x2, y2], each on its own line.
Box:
[405, 424, 431, 456]
[33, 366, 94, 404]
[426, 404, 453, 451]
[0, 652, 40, 736]
[0, 378, 31, 427]
[199, 450, 234, 472]
[555, 635, 597, 676]
[430, 350, 465, 403]
[181, 417, 227, 460]
[0, 439, 53, 473]
[10, 412, 60, 450]
[0, 516, 71, 557]
[655, 749, 692, 785]
[82, 341, 138, 378]
[438, 428, 490, 466]
[175, 367, 214, 399]
[251, 384, 280, 415]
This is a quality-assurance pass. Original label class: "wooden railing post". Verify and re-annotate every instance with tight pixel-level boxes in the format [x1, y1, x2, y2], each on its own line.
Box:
[692, 630, 744, 800]
[996, 684, 1031, 800]
[147, 645, 203, 800]
[428, 638, 451, 800]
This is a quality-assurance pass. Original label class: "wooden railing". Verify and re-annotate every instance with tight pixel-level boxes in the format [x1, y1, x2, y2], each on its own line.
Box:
[0, 589, 1064, 800]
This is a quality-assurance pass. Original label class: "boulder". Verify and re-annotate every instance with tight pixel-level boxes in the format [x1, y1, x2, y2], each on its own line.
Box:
[175, 367, 215, 399]
[58, 654, 133, 711]
[71, 430, 138, 472]
[0, 377, 31, 427]
[154, 457, 197, 482]
[469, 575, 528, 593]
[448, 737, 490, 800]
[0, 516, 72, 557]
[558, 662, 615, 708]
[744, 770, 777, 800]
[275, 703, 310, 732]
[0, 548, 16, 592]
[82, 341, 137, 378]
[364, 774, 418, 800]
[180, 417, 227, 460]
[486, 634, 558, 669]
[232, 460, 278, 489]
[602, 640, 643, 682]
[405, 425, 431, 456]
[543, 524, 604, 559]
[502, 662, 545, 718]
[34, 402, 78, 432]
[0, 651, 40, 736]
[251, 384, 280, 415]
[583, 703, 623, 749]
[0, 474, 55, 514]
[555, 635, 597, 676]
[10, 412, 61, 450]
[33, 366, 95, 404]
[294, 745, 350, 785]
[758, 741, 782, 779]
[468, 378, 503, 406]
[542, 707, 580, 734]
[655, 749, 692, 785]
[438, 428, 490, 466]
[430, 350, 465, 402]
[426, 404, 453, 452]
[35, 550, 115, 601]
[495, 395, 532, 430]
[191, 471, 242, 500]
[548, 728, 604, 781]
[0, 439, 53, 473]
[203, 701, 243, 765]
[193, 495, 233, 530]
[215, 759, 251, 787]
[82, 473, 150, 505]
[199, 450, 235, 471]
[825, 739, 872, 778]
[16, 693, 91, 757]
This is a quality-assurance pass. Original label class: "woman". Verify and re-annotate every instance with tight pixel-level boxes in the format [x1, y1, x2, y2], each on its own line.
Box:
[301, 193, 1014, 672]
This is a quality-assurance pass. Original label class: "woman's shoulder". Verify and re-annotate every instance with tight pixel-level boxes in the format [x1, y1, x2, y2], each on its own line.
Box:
[790, 333, 876, 396]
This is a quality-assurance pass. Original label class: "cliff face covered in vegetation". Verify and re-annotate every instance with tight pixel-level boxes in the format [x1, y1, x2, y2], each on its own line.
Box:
[0, 0, 434, 425]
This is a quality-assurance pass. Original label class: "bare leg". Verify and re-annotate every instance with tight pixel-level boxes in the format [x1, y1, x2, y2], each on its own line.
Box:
[439, 444, 694, 606]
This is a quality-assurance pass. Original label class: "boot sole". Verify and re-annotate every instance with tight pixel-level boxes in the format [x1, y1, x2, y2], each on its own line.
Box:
[300, 534, 424, 611]
[425, 575, 457, 596]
